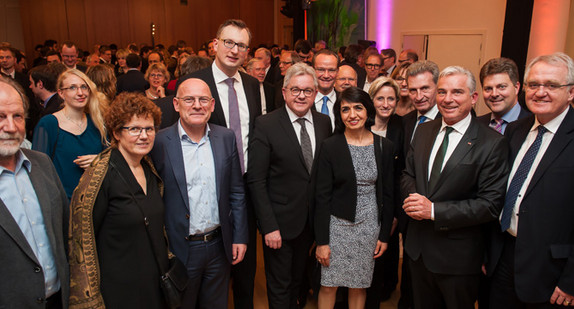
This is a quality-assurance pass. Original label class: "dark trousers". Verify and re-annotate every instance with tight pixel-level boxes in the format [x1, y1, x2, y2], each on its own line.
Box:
[182, 236, 230, 309]
[46, 290, 62, 309]
[409, 256, 479, 309]
[398, 233, 413, 309]
[263, 227, 312, 309]
[231, 206, 257, 309]
[489, 233, 561, 309]
[365, 229, 400, 309]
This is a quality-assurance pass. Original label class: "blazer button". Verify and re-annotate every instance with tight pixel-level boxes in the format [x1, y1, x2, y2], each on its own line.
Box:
[185, 214, 190, 219]
[34, 266, 41, 273]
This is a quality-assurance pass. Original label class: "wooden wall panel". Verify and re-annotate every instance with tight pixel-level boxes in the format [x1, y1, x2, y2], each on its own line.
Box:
[20, 0, 275, 63]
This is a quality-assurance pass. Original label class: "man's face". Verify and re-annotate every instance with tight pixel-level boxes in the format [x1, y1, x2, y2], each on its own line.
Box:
[0, 83, 26, 159]
[408, 72, 437, 114]
[398, 51, 414, 65]
[61, 45, 78, 68]
[87, 55, 99, 67]
[525, 61, 574, 124]
[283, 74, 317, 117]
[101, 50, 112, 62]
[208, 42, 216, 58]
[298, 51, 312, 64]
[29, 76, 41, 98]
[334, 65, 357, 92]
[214, 25, 250, 75]
[247, 61, 266, 83]
[254, 50, 270, 68]
[381, 54, 395, 71]
[148, 53, 162, 65]
[482, 73, 519, 118]
[314, 54, 338, 94]
[0, 50, 15, 72]
[197, 50, 209, 59]
[174, 78, 215, 131]
[15, 57, 27, 73]
[436, 73, 477, 125]
[279, 53, 293, 76]
[365, 55, 382, 82]
[46, 54, 60, 64]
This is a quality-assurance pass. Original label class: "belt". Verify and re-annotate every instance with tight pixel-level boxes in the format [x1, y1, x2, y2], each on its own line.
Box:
[186, 227, 221, 242]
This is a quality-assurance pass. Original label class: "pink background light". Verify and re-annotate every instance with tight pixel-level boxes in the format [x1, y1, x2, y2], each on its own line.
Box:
[376, 0, 393, 50]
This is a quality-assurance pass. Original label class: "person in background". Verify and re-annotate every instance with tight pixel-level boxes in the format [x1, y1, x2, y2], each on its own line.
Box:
[86, 64, 117, 102]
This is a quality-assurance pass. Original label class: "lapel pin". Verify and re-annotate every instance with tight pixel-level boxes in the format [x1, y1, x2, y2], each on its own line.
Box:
[468, 142, 472, 145]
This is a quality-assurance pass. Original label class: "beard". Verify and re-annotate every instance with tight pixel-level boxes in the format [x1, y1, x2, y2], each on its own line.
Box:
[0, 132, 24, 158]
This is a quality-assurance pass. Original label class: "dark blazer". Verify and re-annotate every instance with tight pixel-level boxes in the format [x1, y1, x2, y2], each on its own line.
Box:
[150, 123, 248, 264]
[42, 93, 64, 117]
[488, 108, 574, 302]
[274, 77, 285, 110]
[187, 67, 262, 136]
[477, 105, 532, 127]
[402, 108, 442, 156]
[262, 81, 276, 114]
[152, 95, 179, 129]
[0, 149, 69, 308]
[401, 117, 509, 275]
[314, 133, 395, 245]
[247, 107, 332, 240]
[116, 69, 148, 94]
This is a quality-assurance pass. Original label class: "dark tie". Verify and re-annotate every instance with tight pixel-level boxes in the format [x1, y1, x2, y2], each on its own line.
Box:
[418, 115, 427, 125]
[297, 118, 313, 173]
[428, 126, 454, 191]
[224, 77, 245, 174]
[500, 125, 547, 232]
[491, 118, 504, 134]
[321, 96, 329, 116]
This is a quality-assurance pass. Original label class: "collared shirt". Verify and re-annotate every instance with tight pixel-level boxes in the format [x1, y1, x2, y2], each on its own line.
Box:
[0, 150, 60, 297]
[285, 106, 317, 156]
[1, 69, 15, 79]
[489, 102, 522, 134]
[386, 65, 396, 77]
[428, 113, 472, 220]
[411, 104, 440, 140]
[212, 62, 250, 171]
[43, 93, 57, 108]
[314, 89, 337, 129]
[503, 107, 568, 236]
[178, 121, 219, 235]
[363, 80, 373, 93]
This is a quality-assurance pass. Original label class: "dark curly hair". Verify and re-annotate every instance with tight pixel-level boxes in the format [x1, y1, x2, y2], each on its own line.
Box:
[333, 87, 376, 134]
[105, 92, 162, 147]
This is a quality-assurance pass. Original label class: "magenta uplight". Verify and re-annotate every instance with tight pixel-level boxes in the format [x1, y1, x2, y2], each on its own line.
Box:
[376, 0, 393, 50]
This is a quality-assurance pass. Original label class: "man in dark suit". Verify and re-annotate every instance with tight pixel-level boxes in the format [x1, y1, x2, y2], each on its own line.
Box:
[488, 53, 574, 308]
[151, 78, 248, 308]
[116, 53, 148, 94]
[246, 58, 275, 114]
[478, 57, 531, 134]
[28, 63, 66, 138]
[401, 66, 509, 309]
[180, 19, 261, 309]
[0, 76, 69, 308]
[248, 63, 331, 308]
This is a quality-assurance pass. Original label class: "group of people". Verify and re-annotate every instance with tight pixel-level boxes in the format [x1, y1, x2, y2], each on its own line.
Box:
[0, 17, 573, 309]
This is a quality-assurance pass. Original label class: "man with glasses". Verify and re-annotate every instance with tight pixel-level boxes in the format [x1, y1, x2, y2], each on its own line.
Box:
[274, 51, 302, 109]
[312, 49, 339, 128]
[151, 78, 248, 309]
[488, 52, 574, 308]
[398, 49, 419, 65]
[334, 64, 357, 93]
[381, 48, 397, 77]
[247, 63, 331, 309]
[364, 54, 383, 92]
[185, 18, 261, 309]
[246, 58, 275, 114]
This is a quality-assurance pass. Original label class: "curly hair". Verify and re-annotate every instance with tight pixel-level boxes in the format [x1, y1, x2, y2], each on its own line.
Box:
[105, 92, 162, 148]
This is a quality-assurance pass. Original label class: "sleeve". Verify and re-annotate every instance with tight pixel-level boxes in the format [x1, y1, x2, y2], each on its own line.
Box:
[313, 141, 335, 245]
[228, 133, 248, 244]
[32, 115, 58, 157]
[379, 138, 396, 242]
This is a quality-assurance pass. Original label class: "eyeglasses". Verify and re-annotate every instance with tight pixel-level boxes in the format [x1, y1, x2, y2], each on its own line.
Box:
[365, 64, 381, 70]
[525, 82, 574, 92]
[61, 85, 90, 92]
[394, 76, 406, 82]
[279, 61, 294, 66]
[122, 126, 157, 136]
[288, 87, 315, 97]
[219, 39, 249, 52]
[150, 73, 164, 79]
[176, 96, 212, 105]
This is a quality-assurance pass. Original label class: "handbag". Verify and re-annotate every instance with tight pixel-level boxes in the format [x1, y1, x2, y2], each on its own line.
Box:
[110, 160, 188, 308]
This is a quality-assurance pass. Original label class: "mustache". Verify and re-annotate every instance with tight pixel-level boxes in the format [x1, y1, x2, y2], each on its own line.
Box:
[0, 132, 23, 140]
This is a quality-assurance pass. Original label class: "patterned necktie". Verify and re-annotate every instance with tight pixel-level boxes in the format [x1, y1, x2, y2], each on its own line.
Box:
[224, 77, 245, 174]
[500, 125, 547, 232]
[321, 96, 329, 116]
[491, 118, 504, 134]
[296, 118, 313, 173]
[428, 126, 454, 191]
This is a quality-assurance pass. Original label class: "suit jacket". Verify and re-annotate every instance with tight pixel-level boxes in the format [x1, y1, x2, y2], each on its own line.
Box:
[401, 117, 509, 275]
[150, 123, 248, 264]
[262, 81, 276, 114]
[187, 67, 262, 136]
[274, 77, 285, 110]
[0, 149, 69, 308]
[116, 69, 148, 94]
[402, 109, 442, 156]
[314, 133, 395, 245]
[42, 93, 64, 117]
[488, 108, 574, 302]
[477, 105, 532, 127]
[247, 107, 332, 240]
[153, 95, 179, 129]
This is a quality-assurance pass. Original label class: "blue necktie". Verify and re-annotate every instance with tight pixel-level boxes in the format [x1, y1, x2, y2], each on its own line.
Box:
[321, 96, 329, 116]
[500, 125, 547, 232]
[418, 115, 427, 124]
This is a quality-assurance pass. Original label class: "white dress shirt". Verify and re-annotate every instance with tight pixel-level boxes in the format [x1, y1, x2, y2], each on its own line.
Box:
[285, 106, 317, 156]
[314, 89, 337, 129]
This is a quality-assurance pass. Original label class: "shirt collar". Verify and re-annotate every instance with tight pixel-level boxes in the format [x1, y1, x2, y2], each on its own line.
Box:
[177, 120, 211, 144]
[493, 102, 522, 123]
[315, 89, 336, 103]
[440, 112, 472, 135]
[532, 106, 569, 135]
[0, 150, 31, 175]
[212, 62, 241, 84]
[44, 93, 57, 107]
[419, 104, 439, 120]
[285, 105, 314, 125]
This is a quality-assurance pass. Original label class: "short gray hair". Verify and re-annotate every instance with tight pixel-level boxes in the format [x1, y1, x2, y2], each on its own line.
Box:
[406, 60, 439, 85]
[439, 65, 477, 93]
[283, 63, 318, 89]
[524, 52, 574, 85]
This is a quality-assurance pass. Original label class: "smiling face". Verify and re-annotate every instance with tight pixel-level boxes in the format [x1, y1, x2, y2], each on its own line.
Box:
[61, 45, 78, 68]
[58, 74, 90, 110]
[283, 74, 317, 117]
[408, 72, 437, 114]
[340, 100, 368, 131]
[314, 54, 338, 95]
[373, 86, 398, 120]
[247, 60, 266, 83]
[334, 65, 357, 93]
[114, 115, 156, 162]
[436, 73, 477, 125]
[174, 78, 215, 133]
[214, 25, 250, 76]
[482, 73, 519, 118]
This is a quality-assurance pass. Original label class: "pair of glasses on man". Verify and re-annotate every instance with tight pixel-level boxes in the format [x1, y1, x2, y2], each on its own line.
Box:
[524, 82, 574, 92]
[122, 126, 157, 136]
[288, 88, 315, 97]
[219, 39, 249, 52]
[175, 96, 212, 105]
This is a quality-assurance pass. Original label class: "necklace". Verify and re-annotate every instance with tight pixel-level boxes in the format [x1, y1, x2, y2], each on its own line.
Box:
[146, 89, 158, 99]
[64, 110, 85, 130]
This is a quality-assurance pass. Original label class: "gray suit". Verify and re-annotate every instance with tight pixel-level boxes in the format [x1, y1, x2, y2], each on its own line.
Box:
[0, 149, 69, 308]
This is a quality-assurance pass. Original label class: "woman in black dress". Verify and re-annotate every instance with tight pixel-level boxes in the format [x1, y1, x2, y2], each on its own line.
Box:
[69, 92, 168, 309]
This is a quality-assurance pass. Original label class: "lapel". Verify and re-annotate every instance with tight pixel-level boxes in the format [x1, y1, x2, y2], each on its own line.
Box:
[239, 71, 262, 131]
[419, 120, 441, 194]
[312, 110, 330, 152]
[165, 124, 190, 210]
[278, 108, 308, 174]
[0, 200, 39, 264]
[508, 116, 535, 163]
[525, 108, 574, 197]
[202, 69, 226, 127]
[208, 126, 223, 201]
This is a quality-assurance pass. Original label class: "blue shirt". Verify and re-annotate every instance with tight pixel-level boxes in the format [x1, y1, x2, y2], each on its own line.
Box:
[178, 121, 219, 235]
[0, 150, 60, 297]
[489, 102, 523, 134]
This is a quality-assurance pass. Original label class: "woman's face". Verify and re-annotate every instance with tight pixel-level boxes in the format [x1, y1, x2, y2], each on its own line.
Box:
[340, 100, 368, 131]
[149, 70, 166, 88]
[117, 56, 126, 68]
[58, 74, 90, 110]
[114, 115, 156, 161]
[373, 86, 397, 120]
[396, 68, 409, 97]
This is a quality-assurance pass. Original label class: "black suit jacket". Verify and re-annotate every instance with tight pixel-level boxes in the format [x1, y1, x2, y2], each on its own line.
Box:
[402, 109, 442, 156]
[314, 133, 395, 245]
[42, 93, 64, 117]
[116, 70, 148, 94]
[153, 95, 179, 129]
[262, 81, 276, 114]
[488, 108, 574, 302]
[247, 107, 331, 240]
[401, 117, 509, 275]
[477, 105, 532, 128]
